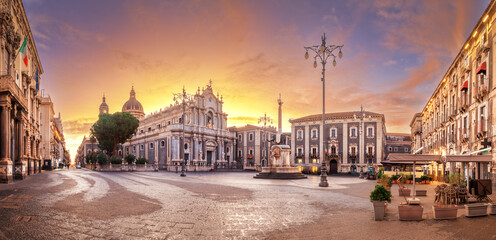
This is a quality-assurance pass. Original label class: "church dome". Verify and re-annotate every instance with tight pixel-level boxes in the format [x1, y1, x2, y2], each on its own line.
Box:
[122, 86, 145, 119]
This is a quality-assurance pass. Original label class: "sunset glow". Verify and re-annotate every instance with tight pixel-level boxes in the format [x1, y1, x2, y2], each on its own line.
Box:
[22, 0, 490, 160]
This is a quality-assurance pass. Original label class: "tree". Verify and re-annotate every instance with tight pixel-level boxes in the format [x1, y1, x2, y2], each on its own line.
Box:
[90, 112, 139, 157]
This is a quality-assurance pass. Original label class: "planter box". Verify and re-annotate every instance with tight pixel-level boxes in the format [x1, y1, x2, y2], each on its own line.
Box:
[398, 188, 411, 197]
[398, 204, 423, 221]
[433, 205, 457, 220]
[489, 203, 496, 215]
[465, 203, 488, 217]
[416, 190, 427, 196]
[373, 201, 387, 221]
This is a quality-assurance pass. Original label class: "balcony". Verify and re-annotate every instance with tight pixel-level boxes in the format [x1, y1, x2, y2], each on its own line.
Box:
[476, 84, 489, 102]
[328, 152, 339, 158]
[0, 75, 28, 110]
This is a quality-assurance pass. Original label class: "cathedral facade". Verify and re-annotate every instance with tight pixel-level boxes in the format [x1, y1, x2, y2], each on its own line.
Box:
[86, 83, 236, 171]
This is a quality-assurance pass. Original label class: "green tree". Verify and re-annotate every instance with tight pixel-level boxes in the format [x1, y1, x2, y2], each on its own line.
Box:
[90, 112, 139, 157]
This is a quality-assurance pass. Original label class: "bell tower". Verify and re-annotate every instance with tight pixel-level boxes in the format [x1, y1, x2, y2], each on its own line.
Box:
[99, 93, 109, 116]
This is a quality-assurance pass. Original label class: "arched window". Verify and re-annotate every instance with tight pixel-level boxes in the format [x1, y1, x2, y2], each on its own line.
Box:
[160, 140, 165, 148]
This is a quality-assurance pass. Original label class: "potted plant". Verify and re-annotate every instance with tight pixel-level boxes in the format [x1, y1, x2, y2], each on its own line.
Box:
[433, 174, 459, 220]
[370, 185, 392, 221]
[398, 175, 411, 197]
[390, 174, 399, 184]
[380, 174, 392, 191]
[397, 176, 424, 221]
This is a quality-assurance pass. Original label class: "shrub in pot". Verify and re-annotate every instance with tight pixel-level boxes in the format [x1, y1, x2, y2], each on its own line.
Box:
[370, 185, 392, 221]
[136, 157, 148, 165]
[110, 156, 122, 165]
[125, 154, 136, 164]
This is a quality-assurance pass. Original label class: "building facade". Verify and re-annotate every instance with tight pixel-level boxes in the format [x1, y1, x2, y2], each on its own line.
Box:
[385, 133, 412, 158]
[229, 124, 278, 170]
[0, 0, 44, 183]
[289, 111, 386, 174]
[40, 95, 68, 169]
[413, 1, 496, 177]
[120, 83, 236, 171]
[410, 113, 422, 154]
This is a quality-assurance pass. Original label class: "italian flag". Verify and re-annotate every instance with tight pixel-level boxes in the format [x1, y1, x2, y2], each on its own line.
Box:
[18, 36, 28, 66]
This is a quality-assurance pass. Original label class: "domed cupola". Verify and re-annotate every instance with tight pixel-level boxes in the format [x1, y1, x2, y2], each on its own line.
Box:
[122, 86, 145, 120]
[99, 94, 109, 116]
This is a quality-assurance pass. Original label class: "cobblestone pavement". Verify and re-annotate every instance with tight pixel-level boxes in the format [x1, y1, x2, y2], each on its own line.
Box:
[1, 169, 496, 240]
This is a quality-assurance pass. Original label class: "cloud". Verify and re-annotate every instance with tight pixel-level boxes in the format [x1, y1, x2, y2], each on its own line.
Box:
[62, 118, 96, 136]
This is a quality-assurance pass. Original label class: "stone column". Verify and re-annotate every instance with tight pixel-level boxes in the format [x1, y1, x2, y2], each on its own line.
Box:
[154, 140, 158, 170]
[14, 117, 26, 180]
[0, 104, 13, 183]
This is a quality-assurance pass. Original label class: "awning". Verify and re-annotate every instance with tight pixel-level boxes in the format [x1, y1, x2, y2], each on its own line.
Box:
[460, 80, 468, 91]
[446, 155, 492, 163]
[386, 153, 442, 164]
[477, 61, 487, 75]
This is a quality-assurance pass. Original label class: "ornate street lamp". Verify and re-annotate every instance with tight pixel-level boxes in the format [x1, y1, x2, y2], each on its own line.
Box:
[173, 87, 193, 177]
[304, 33, 343, 187]
[258, 113, 273, 168]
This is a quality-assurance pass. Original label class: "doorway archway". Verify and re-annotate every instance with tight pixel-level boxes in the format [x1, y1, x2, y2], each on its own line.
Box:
[329, 159, 338, 174]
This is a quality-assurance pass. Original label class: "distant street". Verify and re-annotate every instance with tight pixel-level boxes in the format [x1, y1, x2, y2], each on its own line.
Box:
[1, 170, 496, 239]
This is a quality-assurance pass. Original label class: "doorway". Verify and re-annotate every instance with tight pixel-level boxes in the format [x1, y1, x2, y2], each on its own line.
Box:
[329, 159, 338, 174]
[207, 151, 212, 165]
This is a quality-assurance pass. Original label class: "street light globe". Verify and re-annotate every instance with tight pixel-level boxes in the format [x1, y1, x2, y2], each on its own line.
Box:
[304, 51, 309, 59]
[338, 50, 343, 59]
[320, 45, 325, 52]
[332, 59, 337, 67]
[313, 61, 317, 68]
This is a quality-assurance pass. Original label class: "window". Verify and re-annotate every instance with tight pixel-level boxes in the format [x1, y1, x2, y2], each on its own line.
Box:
[249, 133, 254, 141]
[148, 127, 152, 132]
[149, 143, 154, 149]
[133, 146, 136, 152]
[394, 147, 398, 152]
[238, 150, 242, 157]
[126, 147, 129, 154]
[140, 129, 144, 133]
[249, 149, 253, 155]
[311, 147, 317, 156]
[404, 147, 409, 152]
[238, 135, 242, 142]
[140, 144, 144, 150]
[351, 147, 356, 156]
[311, 129, 318, 139]
[160, 140, 165, 148]
[297, 130, 303, 140]
[331, 128, 336, 138]
[184, 143, 188, 150]
[351, 128, 356, 137]
[368, 146, 373, 155]
[367, 127, 373, 137]
[331, 146, 336, 155]
[297, 148, 303, 156]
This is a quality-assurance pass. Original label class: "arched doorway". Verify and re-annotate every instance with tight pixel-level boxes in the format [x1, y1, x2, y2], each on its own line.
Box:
[329, 159, 338, 174]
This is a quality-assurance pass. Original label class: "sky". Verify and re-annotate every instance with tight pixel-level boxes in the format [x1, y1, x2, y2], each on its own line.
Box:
[23, 0, 491, 160]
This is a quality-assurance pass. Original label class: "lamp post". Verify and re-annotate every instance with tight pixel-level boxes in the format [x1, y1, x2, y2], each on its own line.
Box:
[173, 86, 193, 177]
[304, 33, 343, 187]
[258, 113, 273, 168]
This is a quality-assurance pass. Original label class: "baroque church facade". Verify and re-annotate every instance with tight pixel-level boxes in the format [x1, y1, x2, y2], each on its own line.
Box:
[86, 83, 236, 171]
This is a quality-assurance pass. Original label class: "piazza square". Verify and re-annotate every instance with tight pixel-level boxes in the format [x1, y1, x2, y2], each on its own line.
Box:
[2, 0, 496, 239]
